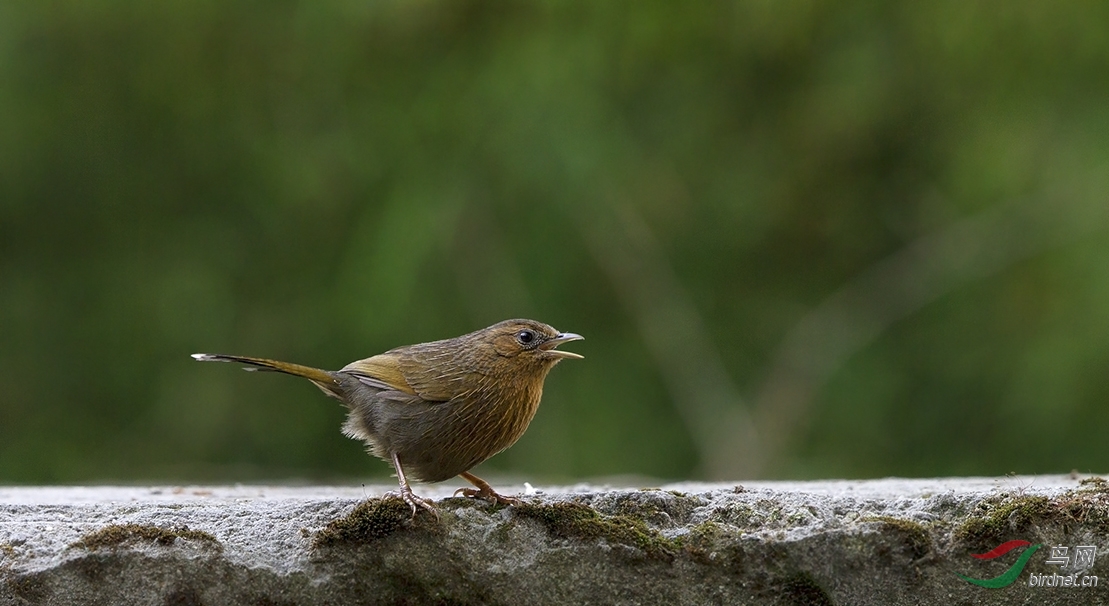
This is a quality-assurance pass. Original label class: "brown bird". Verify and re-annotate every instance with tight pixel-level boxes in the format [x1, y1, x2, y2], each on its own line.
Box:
[192, 319, 583, 514]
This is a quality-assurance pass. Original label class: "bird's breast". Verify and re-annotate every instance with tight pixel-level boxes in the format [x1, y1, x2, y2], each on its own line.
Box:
[384, 365, 553, 482]
[456, 377, 543, 451]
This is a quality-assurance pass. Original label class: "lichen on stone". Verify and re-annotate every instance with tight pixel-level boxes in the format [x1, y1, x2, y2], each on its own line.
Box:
[513, 501, 676, 560]
[71, 524, 221, 551]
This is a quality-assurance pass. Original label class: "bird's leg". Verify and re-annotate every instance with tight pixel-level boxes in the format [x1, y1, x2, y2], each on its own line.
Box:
[384, 452, 438, 519]
[454, 471, 521, 505]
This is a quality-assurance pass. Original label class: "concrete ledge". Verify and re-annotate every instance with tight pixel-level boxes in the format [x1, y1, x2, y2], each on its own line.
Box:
[1, 476, 1106, 605]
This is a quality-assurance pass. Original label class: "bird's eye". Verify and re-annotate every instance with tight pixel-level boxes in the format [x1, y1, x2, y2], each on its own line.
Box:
[516, 329, 537, 346]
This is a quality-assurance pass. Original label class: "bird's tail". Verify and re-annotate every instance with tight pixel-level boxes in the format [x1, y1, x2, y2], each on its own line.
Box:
[191, 353, 341, 398]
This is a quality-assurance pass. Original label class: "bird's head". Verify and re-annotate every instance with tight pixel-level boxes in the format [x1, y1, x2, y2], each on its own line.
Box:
[480, 319, 584, 368]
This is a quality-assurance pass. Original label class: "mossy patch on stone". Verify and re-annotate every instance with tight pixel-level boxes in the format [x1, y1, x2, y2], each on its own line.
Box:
[1054, 486, 1109, 533]
[513, 501, 676, 561]
[1078, 476, 1108, 491]
[861, 516, 931, 559]
[1, 542, 16, 568]
[71, 524, 220, 551]
[708, 502, 761, 529]
[313, 498, 418, 547]
[955, 495, 1051, 547]
[672, 520, 740, 564]
[606, 491, 702, 529]
[955, 488, 1109, 549]
[685, 520, 724, 536]
[5, 574, 48, 602]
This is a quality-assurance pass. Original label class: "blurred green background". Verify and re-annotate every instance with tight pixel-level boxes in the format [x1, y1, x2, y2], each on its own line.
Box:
[2, 0, 1108, 485]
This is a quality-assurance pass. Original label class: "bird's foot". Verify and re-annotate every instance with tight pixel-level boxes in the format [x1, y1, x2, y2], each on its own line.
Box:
[383, 487, 439, 520]
[386, 452, 439, 520]
[453, 485, 521, 506]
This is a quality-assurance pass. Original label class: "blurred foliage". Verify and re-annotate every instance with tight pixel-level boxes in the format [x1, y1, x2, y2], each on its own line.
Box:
[2, 0, 1109, 484]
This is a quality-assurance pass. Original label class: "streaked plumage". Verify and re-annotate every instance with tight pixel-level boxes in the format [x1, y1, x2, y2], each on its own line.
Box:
[192, 319, 583, 514]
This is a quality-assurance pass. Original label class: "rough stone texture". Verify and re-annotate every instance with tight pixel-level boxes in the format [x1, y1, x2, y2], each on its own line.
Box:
[1, 476, 1107, 605]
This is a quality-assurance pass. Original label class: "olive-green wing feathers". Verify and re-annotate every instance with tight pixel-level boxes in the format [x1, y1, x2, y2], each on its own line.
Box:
[341, 353, 417, 392]
[341, 349, 465, 402]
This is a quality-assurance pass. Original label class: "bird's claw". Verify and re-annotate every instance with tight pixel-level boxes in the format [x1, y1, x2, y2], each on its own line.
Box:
[453, 486, 521, 506]
[383, 489, 439, 521]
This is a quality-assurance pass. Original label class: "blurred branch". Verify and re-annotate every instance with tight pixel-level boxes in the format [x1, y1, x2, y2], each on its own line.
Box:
[751, 196, 1109, 477]
[579, 202, 757, 479]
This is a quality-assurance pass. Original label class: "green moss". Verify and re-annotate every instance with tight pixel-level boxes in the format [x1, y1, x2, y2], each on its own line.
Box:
[672, 519, 727, 549]
[712, 503, 759, 528]
[1054, 489, 1109, 534]
[0, 542, 15, 569]
[689, 520, 724, 535]
[861, 516, 931, 559]
[671, 520, 738, 563]
[71, 524, 220, 551]
[313, 498, 417, 547]
[950, 487, 1109, 552]
[1078, 476, 1108, 491]
[513, 501, 675, 561]
[956, 495, 1051, 545]
[611, 494, 662, 519]
[609, 491, 704, 529]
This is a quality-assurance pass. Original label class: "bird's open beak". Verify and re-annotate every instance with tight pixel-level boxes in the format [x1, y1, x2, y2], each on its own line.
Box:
[541, 332, 584, 359]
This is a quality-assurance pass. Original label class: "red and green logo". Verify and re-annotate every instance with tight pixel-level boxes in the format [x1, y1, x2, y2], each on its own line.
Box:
[958, 540, 1042, 588]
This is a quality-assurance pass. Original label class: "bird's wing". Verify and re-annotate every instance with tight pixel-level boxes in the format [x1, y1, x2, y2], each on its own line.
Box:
[341, 351, 457, 402]
[341, 353, 418, 394]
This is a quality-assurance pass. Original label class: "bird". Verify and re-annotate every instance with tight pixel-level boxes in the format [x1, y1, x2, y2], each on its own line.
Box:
[192, 319, 583, 515]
